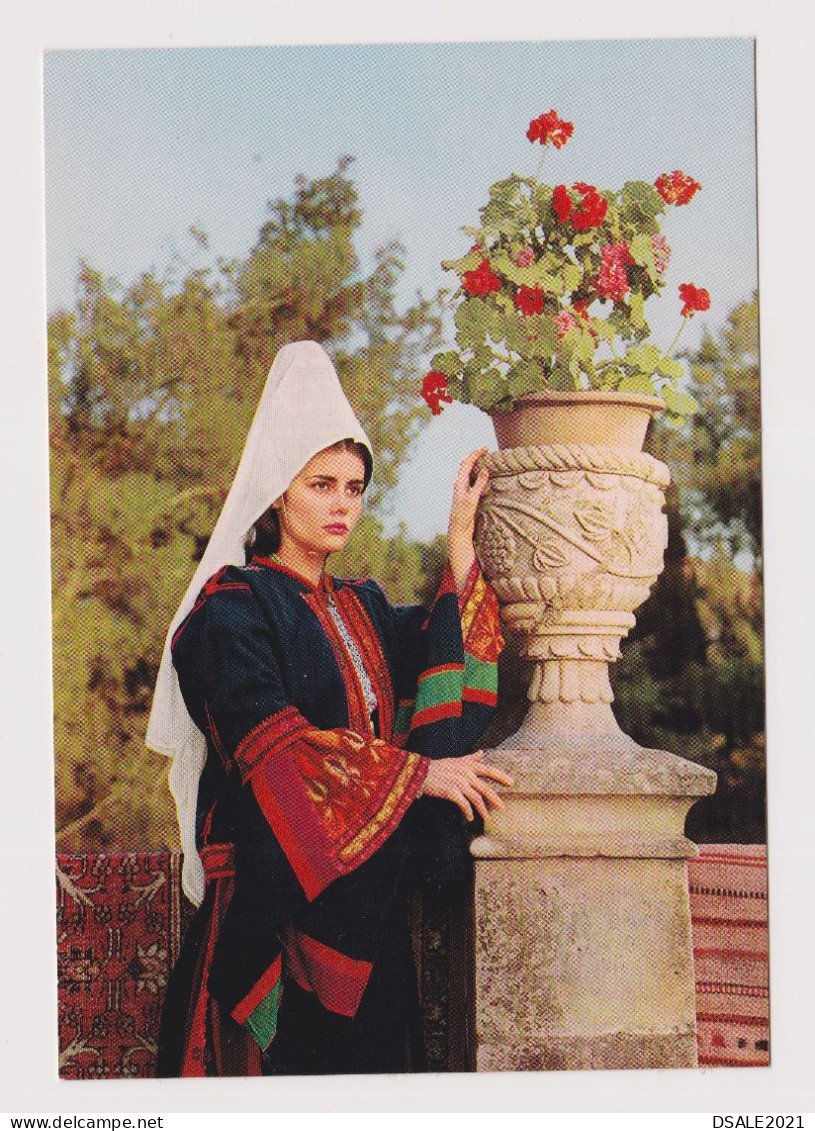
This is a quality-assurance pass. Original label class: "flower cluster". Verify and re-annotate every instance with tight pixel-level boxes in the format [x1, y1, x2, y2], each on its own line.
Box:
[421, 371, 453, 415]
[554, 309, 579, 339]
[421, 111, 709, 418]
[655, 170, 702, 206]
[514, 285, 545, 316]
[553, 183, 609, 230]
[526, 110, 574, 148]
[678, 283, 711, 317]
[652, 234, 671, 275]
[461, 260, 502, 296]
[596, 243, 633, 302]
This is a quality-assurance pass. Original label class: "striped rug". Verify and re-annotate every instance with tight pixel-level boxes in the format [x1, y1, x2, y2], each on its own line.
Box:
[687, 844, 769, 1067]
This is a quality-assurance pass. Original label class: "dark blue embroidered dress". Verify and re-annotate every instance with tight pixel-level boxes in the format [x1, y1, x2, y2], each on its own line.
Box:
[158, 555, 503, 1076]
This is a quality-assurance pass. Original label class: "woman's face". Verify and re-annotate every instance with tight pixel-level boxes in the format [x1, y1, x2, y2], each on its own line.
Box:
[276, 446, 367, 565]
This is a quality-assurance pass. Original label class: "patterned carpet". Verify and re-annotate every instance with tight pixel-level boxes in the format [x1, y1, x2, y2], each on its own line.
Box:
[56, 845, 769, 1078]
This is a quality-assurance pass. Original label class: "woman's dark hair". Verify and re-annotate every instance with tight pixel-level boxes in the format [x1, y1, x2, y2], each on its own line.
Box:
[246, 438, 371, 562]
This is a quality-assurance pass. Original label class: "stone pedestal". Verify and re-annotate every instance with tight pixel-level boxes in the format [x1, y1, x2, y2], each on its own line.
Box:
[472, 743, 716, 1071]
[471, 414, 717, 1071]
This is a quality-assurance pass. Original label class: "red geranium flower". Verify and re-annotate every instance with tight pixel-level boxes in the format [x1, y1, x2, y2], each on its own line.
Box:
[655, 170, 702, 206]
[527, 110, 574, 148]
[678, 283, 711, 317]
[554, 309, 579, 340]
[572, 183, 608, 231]
[652, 234, 671, 275]
[596, 243, 633, 302]
[514, 286, 545, 317]
[515, 246, 535, 268]
[421, 371, 453, 415]
[553, 184, 573, 223]
[462, 260, 502, 296]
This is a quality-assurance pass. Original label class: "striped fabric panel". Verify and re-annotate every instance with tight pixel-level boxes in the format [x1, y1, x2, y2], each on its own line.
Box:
[392, 698, 415, 747]
[232, 954, 284, 1051]
[411, 663, 465, 730]
[463, 652, 498, 706]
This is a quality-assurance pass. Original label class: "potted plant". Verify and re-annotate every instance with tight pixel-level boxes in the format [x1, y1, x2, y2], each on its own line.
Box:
[421, 110, 715, 772]
[421, 109, 709, 453]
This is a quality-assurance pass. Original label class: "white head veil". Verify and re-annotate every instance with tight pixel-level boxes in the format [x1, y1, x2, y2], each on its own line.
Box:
[146, 340, 373, 905]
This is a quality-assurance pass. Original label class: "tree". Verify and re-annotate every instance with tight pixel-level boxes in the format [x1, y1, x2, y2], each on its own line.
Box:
[612, 291, 765, 842]
[655, 292, 762, 572]
[49, 160, 443, 850]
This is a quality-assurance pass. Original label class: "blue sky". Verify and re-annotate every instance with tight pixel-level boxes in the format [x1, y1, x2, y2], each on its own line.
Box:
[44, 39, 757, 537]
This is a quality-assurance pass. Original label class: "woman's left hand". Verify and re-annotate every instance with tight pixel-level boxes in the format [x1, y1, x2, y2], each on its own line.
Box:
[447, 448, 490, 593]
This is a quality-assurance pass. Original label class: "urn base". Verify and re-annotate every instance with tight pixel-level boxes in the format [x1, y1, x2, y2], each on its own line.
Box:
[471, 742, 716, 1072]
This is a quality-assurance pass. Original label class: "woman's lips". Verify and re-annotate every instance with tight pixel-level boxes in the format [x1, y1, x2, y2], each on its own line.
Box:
[324, 523, 349, 534]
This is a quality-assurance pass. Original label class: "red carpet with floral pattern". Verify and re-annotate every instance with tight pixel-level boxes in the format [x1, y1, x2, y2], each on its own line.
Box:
[56, 846, 769, 1077]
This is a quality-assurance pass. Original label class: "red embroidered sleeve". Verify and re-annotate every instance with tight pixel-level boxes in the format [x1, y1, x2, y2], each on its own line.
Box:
[234, 709, 427, 900]
[458, 560, 505, 664]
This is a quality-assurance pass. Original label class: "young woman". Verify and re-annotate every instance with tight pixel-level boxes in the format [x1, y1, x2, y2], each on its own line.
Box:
[147, 341, 510, 1076]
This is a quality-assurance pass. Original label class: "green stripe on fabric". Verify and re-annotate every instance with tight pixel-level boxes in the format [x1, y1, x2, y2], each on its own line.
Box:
[245, 979, 282, 1051]
[464, 653, 498, 694]
[393, 702, 414, 736]
[414, 667, 464, 714]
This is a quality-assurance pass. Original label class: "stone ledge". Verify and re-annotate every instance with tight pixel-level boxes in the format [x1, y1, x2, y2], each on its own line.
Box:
[488, 741, 717, 797]
[471, 833, 700, 860]
[475, 1029, 698, 1072]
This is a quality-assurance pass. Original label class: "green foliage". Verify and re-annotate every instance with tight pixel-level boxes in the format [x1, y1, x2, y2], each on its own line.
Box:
[432, 120, 704, 410]
[49, 160, 444, 850]
[653, 292, 762, 568]
[611, 291, 765, 843]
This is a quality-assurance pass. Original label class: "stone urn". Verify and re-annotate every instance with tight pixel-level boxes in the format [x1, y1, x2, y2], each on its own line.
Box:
[470, 390, 717, 1072]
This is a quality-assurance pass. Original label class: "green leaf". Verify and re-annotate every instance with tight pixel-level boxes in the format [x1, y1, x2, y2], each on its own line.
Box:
[621, 180, 664, 218]
[466, 366, 508, 411]
[491, 250, 560, 290]
[503, 311, 557, 358]
[617, 371, 657, 395]
[590, 318, 616, 341]
[547, 362, 576, 391]
[625, 343, 661, 373]
[508, 359, 544, 399]
[630, 233, 655, 267]
[655, 355, 685, 381]
[454, 297, 493, 352]
[597, 365, 625, 390]
[535, 183, 553, 214]
[630, 290, 646, 330]
[429, 350, 464, 377]
[662, 385, 699, 416]
[559, 325, 596, 367]
[441, 249, 482, 275]
[502, 309, 532, 354]
[560, 262, 583, 294]
[608, 305, 633, 340]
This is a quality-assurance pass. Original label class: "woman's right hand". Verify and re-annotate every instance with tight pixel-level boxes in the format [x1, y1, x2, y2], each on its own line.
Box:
[419, 750, 513, 822]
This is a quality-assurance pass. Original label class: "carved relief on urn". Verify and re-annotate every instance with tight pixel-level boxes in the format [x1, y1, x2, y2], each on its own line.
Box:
[475, 441, 671, 750]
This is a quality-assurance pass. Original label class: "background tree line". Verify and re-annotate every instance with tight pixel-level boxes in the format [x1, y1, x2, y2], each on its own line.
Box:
[48, 160, 763, 850]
